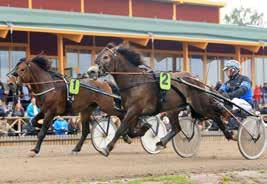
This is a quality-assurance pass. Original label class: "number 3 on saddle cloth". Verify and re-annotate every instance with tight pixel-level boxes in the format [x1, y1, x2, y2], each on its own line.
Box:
[159, 72, 171, 103]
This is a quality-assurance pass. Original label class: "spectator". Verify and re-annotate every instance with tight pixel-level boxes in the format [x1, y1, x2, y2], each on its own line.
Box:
[24, 97, 40, 135]
[259, 82, 267, 115]
[260, 103, 267, 114]
[11, 101, 25, 117]
[52, 116, 69, 135]
[0, 99, 8, 117]
[26, 97, 40, 120]
[19, 84, 31, 110]
[0, 81, 5, 101]
[6, 82, 18, 107]
[263, 82, 267, 104]
[77, 73, 82, 79]
[67, 117, 80, 134]
[254, 85, 262, 110]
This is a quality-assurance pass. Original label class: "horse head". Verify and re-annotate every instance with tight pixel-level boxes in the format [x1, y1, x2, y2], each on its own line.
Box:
[95, 42, 146, 75]
[8, 55, 52, 85]
[95, 43, 120, 75]
[8, 57, 32, 85]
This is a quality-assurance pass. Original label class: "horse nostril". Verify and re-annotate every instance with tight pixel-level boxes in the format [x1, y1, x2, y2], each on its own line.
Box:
[13, 72, 18, 77]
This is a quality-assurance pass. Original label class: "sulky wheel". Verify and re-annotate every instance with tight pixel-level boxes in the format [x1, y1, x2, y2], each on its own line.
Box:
[172, 117, 201, 158]
[140, 116, 168, 154]
[238, 116, 266, 160]
[91, 117, 117, 153]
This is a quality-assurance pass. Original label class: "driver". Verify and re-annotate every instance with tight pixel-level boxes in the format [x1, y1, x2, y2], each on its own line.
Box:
[218, 59, 253, 130]
[219, 59, 253, 106]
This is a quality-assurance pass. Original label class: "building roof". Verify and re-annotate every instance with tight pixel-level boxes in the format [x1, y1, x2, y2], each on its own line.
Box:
[152, 0, 226, 7]
[0, 7, 267, 47]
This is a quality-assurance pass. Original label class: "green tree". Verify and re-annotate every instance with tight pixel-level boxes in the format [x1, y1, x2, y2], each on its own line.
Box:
[224, 7, 264, 26]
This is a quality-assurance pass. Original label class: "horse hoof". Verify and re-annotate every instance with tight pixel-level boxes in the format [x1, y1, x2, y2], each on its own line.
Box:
[71, 150, 79, 156]
[28, 150, 38, 158]
[123, 135, 132, 144]
[231, 130, 238, 141]
[99, 148, 109, 157]
[155, 142, 166, 151]
[156, 145, 165, 151]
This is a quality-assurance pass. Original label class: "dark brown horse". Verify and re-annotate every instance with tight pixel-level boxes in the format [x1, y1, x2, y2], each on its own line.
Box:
[8, 55, 125, 156]
[95, 43, 235, 156]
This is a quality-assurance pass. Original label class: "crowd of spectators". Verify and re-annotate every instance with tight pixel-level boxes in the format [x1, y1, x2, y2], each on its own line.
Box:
[253, 82, 267, 114]
[0, 80, 79, 136]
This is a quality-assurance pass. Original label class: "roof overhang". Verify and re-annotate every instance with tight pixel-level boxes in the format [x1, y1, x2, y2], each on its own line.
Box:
[152, 0, 226, 7]
[0, 7, 267, 49]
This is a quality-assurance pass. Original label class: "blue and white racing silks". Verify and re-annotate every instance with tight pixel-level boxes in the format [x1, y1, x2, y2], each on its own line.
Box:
[219, 74, 253, 105]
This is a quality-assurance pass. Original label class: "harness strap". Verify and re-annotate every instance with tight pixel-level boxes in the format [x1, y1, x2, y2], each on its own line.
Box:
[62, 76, 71, 100]
[32, 87, 55, 96]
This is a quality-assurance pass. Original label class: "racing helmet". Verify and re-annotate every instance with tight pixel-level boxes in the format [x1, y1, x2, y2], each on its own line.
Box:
[223, 59, 241, 71]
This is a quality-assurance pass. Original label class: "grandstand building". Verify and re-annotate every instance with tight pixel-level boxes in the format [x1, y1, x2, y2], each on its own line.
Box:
[0, 0, 266, 86]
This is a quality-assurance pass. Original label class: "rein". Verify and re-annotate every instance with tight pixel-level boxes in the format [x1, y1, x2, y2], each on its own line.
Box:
[119, 80, 157, 92]
[32, 87, 56, 96]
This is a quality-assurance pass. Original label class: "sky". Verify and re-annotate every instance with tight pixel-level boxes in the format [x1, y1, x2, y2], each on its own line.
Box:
[219, 0, 267, 25]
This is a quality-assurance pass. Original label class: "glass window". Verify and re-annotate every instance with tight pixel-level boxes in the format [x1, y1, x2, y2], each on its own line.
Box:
[207, 58, 221, 86]
[155, 55, 173, 71]
[49, 58, 58, 72]
[176, 57, 183, 72]
[255, 57, 267, 85]
[66, 48, 92, 78]
[141, 52, 151, 67]
[0, 46, 26, 83]
[0, 50, 9, 83]
[190, 55, 203, 80]
[241, 58, 251, 79]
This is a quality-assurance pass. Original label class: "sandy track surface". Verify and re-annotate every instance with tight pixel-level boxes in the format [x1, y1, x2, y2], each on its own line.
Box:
[0, 136, 266, 184]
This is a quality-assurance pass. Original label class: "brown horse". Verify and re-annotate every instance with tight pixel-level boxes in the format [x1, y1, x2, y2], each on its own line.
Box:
[8, 55, 125, 156]
[95, 43, 235, 156]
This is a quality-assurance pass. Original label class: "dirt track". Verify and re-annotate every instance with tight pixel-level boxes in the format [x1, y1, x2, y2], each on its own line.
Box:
[0, 136, 266, 184]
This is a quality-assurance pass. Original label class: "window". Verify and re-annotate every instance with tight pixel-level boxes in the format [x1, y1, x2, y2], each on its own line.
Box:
[66, 47, 92, 78]
[207, 57, 221, 86]
[0, 46, 26, 82]
[190, 55, 203, 80]
[241, 58, 251, 79]
[154, 55, 173, 71]
[141, 52, 151, 67]
[255, 57, 267, 85]
[175, 57, 183, 72]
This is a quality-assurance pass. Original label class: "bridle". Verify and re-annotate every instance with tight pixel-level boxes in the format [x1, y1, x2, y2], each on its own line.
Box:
[9, 60, 55, 97]
[97, 46, 120, 75]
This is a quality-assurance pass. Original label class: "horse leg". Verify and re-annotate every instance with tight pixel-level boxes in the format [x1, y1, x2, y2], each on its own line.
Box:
[99, 107, 139, 157]
[31, 111, 44, 129]
[29, 110, 55, 156]
[213, 117, 234, 140]
[101, 104, 132, 144]
[127, 119, 152, 138]
[72, 107, 93, 153]
[156, 110, 181, 149]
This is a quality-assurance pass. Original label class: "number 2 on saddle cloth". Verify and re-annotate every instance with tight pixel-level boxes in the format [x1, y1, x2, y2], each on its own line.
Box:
[159, 72, 171, 103]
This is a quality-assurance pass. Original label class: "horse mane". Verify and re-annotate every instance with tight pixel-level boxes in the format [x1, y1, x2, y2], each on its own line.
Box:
[31, 55, 52, 71]
[117, 45, 144, 66]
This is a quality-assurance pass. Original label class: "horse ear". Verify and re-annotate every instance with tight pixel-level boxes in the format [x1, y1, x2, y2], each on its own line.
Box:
[107, 42, 116, 49]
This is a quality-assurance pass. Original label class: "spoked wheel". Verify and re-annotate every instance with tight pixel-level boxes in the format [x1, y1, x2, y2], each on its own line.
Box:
[238, 116, 266, 160]
[91, 117, 117, 153]
[140, 116, 168, 154]
[172, 117, 201, 158]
